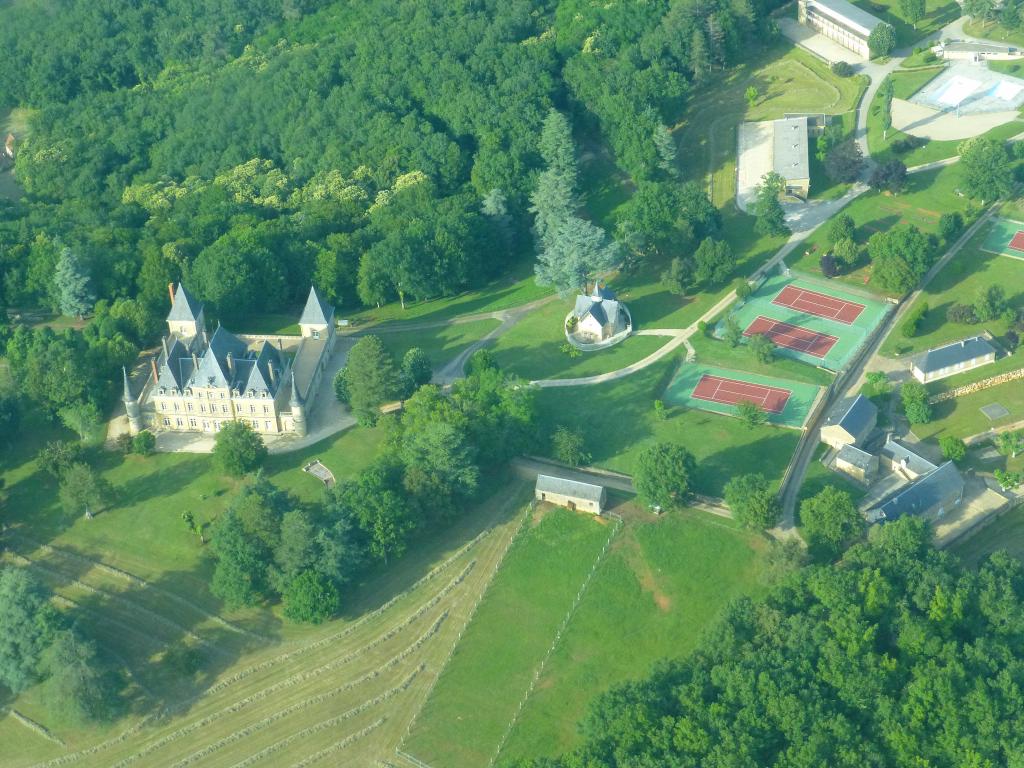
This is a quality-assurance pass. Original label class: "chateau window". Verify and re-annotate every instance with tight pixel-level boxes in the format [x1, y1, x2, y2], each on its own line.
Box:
[221, 405, 228, 414]
[185, 388, 193, 396]
[163, 417, 170, 426]
[219, 391, 225, 399]
[265, 421, 272, 431]
[250, 405, 255, 413]
[176, 418, 183, 427]
[263, 405, 269, 414]
[313, 330, 320, 340]
[187, 402, 193, 412]
[189, 418, 197, 427]
[158, 387, 166, 395]
[200, 404, 206, 413]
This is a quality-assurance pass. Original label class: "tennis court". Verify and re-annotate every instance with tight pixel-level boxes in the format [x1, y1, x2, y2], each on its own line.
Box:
[665, 363, 824, 428]
[720, 271, 891, 371]
[979, 216, 1024, 260]
[743, 316, 839, 358]
[772, 284, 865, 324]
[691, 374, 792, 413]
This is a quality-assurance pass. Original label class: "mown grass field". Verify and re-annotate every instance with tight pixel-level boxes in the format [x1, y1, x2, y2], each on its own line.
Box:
[852, 0, 960, 47]
[878, 235, 1024, 357]
[789, 163, 977, 290]
[406, 506, 771, 767]
[911, 376, 1024, 441]
[533, 360, 801, 495]
[689, 332, 835, 386]
[675, 44, 866, 209]
[965, 18, 1024, 48]
[374, 318, 502, 370]
[403, 506, 618, 767]
[890, 66, 944, 100]
[1, 423, 534, 768]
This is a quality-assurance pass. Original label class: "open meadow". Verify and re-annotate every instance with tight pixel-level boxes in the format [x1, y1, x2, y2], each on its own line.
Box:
[404, 504, 771, 767]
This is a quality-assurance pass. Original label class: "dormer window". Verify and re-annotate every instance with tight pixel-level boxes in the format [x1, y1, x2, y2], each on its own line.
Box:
[185, 388, 193, 397]
[313, 330, 320, 339]
[159, 387, 166, 395]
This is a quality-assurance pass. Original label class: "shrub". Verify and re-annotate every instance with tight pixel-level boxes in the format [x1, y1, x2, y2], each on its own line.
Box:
[831, 61, 854, 77]
[1006, 329, 1020, 351]
[132, 430, 155, 456]
[938, 212, 964, 243]
[939, 435, 967, 463]
[946, 303, 978, 324]
[820, 254, 838, 277]
[283, 571, 340, 624]
[900, 302, 928, 338]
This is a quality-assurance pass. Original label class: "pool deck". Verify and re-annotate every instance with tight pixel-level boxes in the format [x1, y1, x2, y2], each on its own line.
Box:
[892, 97, 1022, 141]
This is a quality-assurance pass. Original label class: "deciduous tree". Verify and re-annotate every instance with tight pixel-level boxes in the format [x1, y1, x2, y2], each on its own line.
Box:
[634, 443, 697, 510]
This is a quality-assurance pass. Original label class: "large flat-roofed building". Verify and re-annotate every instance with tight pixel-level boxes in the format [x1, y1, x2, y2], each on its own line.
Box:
[911, 335, 997, 384]
[798, 0, 885, 60]
[773, 117, 811, 200]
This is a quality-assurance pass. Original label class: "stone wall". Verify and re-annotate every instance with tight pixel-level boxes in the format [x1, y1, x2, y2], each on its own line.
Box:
[928, 366, 1024, 404]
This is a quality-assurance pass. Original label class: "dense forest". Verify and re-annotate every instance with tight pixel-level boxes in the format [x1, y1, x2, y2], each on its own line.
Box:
[523, 519, 1024, 768]
[0, 0, 783, 329]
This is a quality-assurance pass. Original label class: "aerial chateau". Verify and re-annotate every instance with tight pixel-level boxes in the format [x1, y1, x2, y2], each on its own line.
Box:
[123, 283, 337, 438]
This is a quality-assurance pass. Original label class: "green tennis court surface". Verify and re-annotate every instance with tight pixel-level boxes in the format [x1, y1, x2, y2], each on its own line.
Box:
[720, 271, 891, 371]
[665, 363, 823, 428]
[979, 216, 1024, 260]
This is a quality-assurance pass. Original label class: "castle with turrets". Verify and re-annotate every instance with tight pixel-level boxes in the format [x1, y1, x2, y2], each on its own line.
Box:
[122, 283, 337, 438]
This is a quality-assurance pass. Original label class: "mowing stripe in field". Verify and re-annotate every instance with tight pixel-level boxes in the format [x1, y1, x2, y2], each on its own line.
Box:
[720, 270, 890, 371]
[979, 215, 1024, 260]
[664, 363, 822, 428]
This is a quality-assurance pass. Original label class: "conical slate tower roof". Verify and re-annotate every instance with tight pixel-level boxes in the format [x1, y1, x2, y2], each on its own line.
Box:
[299, 285, 334, 326]
[167, 283, 203, 323]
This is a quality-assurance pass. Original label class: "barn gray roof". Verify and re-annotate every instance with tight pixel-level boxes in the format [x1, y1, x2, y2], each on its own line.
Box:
[881, 436, 937, 476]
[574, 295, 623, 329]
[837, 444, 874, 470]
[825, 395, 877, 438]
[773, 117, 809, 182]
[914, 336, 996, 374]
[299, 285, 334, 327]
[873, 461, 964, 520]
[535, 474, 605, 503]
[167, 283, 203, 323]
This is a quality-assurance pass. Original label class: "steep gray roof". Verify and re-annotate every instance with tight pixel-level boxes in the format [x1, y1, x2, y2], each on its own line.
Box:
[773, 117, 809, 182]
[881, 436, 938, 476]
[192, 325, 248, 389]
[837, 444, 874, 471]
[914, 336, 996, 374]
[807, 0, 885, 35]
[826, 395, 877, 439]
[157, 337, 192, 391]
[300, 285, 334, 327]
[874, 461, 964, 520]
[289, 368, 304, 407]
[574, 295, 624, 330]
[243, 342, 284, 395]
[535, 474, 605, 503]
[167, 283, 203, 323]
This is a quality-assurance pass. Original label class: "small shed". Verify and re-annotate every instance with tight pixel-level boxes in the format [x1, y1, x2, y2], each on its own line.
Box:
[820, 394, 877, 450]
[911, 336, 996, 384]
[535, 474, 607, 515]
[835, 444, 877, 482]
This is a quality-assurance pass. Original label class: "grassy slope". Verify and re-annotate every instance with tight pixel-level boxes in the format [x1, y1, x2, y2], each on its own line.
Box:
[789, 162, 977, 291]
[964, 18, 1024, 48]
[853, 0, 961, 47]
[911, 376, 1024, 440]
[890, 66, 944, 100]
[375, 318, 501, 370]
[534, 360, 801, 495]
[499, 509, 769, 762]
[404, 507, 616, 768]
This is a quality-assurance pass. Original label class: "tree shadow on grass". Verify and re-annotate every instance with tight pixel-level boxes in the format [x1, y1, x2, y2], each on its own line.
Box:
[698, 430, 802, 497]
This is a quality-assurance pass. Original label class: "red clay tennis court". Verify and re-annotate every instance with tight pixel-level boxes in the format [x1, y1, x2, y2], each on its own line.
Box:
[771, 284, 865, 324]
[744, 316, 839, 359]
[1010, 231, 1024, 252]
[690, 374, 792, 413]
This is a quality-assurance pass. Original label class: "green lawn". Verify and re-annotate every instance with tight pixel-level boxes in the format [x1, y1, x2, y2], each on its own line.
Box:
[964, 18, 1024, 48]
[404, 507, 617, 768]
[497, 509, 769, 763]
[489, 300, 669, 381]
[374, 318, 501, 370]
[911, 377, 1024, 441]
[350, 262, 551, 327]
[533, 360, 801, 495]
[675, 44, 866, 208]
[901, 50, 942, 69]
[878, 237, 1024, 357]
[853, 0, 961, 48]
[789, 163, 977, 291]
[798, 445, 868, 508]
[889, 66, 944, 100]
[235, 313, 300, 335]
